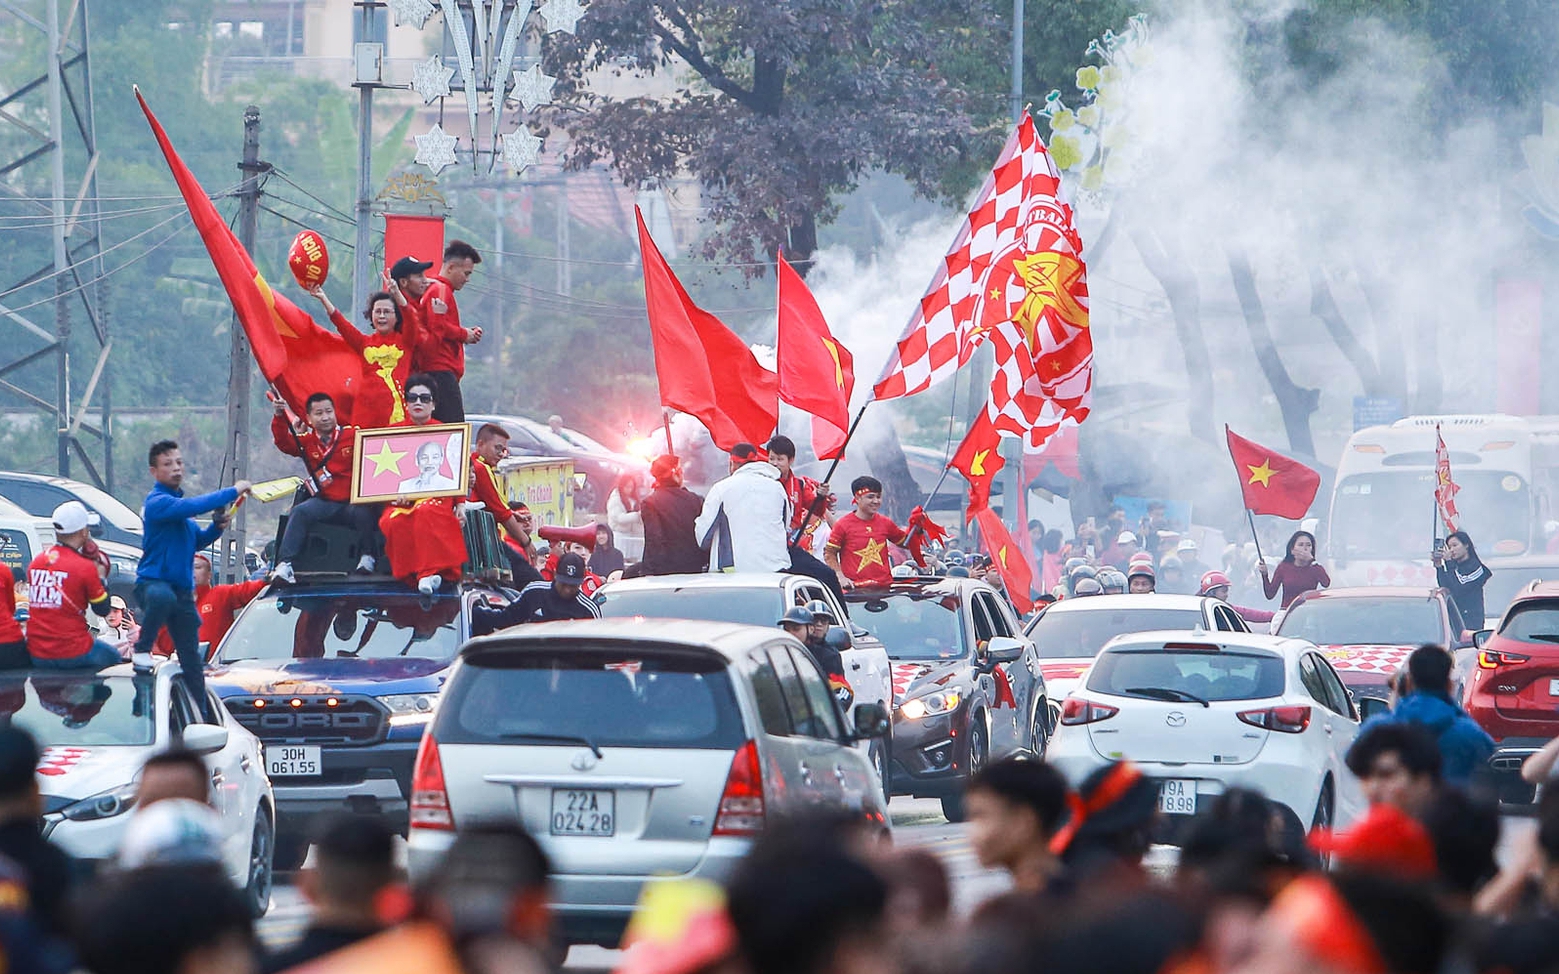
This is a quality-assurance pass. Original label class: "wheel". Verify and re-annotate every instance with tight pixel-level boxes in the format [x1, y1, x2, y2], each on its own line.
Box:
[1028, 697, 1048, 758]
[940, 720, 987, 823]
[272, 831, 307, 872]
[245, 809, 275, 919]
[1308, 782, 1334, 867]
[868, 737, 891, 804]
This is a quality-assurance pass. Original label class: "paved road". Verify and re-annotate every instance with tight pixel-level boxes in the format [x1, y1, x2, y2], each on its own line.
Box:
[256, 797, 1539, 970]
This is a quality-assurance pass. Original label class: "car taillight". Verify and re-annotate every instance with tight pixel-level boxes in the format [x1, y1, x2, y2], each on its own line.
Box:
[712, 740, 765, 836]
[1237, 705, 1311, 734]
[1478, 649, 1531, 669]
[410, 733, 453, 831]
[1059, 698, 1119, 725]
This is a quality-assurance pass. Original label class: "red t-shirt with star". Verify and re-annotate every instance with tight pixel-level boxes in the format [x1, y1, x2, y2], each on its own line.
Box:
[826, 512, 907, 586]
[25, 544, 108, 660]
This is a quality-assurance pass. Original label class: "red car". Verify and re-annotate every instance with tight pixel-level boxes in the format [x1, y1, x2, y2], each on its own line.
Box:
[1465, 581, 1559, 801]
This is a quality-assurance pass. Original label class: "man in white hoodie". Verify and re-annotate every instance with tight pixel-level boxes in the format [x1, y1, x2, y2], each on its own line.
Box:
[695, 443, 791, 573]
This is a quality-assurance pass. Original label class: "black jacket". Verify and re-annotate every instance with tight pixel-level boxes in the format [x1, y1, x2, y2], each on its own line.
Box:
[639, 485, 707, 575]
[472, 580, 601, 635]
[1437, 556, 1490, 627]
[0, 820, 74, 939]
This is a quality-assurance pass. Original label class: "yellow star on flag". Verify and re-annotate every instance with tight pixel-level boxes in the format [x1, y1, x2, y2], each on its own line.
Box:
[989, 287, 1002, 301]
[853, 537, 888, 572]
[820, 336, 846, 389]
[367, 440, 408, 477]
[970, 449, 990, 477]
[997, 546, 1009, 570]
[1246, 459, 1275, 488]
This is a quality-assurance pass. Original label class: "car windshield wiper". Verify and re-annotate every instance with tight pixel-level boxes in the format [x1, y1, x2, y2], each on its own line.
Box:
[498, 731, 603, 759]
[1123, 686, 1210, 708]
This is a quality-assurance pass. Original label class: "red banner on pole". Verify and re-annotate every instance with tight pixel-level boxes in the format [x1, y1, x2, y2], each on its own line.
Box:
[383, 214, 446, 279]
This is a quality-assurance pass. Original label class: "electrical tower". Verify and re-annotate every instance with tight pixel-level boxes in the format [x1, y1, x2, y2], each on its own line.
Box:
[0, 0, 111, 488]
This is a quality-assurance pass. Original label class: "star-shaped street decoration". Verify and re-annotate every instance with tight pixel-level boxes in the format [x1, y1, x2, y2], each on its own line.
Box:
[1246, 459, 1275, 488]
[410, 55, 456, 105]
[537, 0, 587, 34]
[367, 441, 409, 477]
[510, 64, 558, 111]
[387, 0, 437, 28]
[502, 128, 543, 174]
[414, 124, 459, 175]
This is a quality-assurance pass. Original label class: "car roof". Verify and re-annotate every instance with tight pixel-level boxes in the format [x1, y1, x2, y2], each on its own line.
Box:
[842, 577, 987, 598]
[1100, 629, 1313, 657]
[249, 575, 505, 599]
[1295, 587, 1440, 601]
[1038, 593, 1214, 613]
[1510, 581, 1559, 602]
[601, 573, 799, 594]
[461, 617, 779, 662]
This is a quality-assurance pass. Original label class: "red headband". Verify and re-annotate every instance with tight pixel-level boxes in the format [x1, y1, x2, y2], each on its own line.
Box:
[1266, 876, 1388, 974]
[1049, 761, 1144, 855]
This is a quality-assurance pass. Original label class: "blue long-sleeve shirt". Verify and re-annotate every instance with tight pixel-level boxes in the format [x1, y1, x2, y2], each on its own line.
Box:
[136, 482, 239, 589]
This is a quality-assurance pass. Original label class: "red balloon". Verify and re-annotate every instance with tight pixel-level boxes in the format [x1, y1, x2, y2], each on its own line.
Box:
[287, 229, 330, 289]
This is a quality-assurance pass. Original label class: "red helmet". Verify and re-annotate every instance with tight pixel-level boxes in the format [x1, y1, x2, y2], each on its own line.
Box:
[1127, 561, 1155, 581]
[1128, 551, 1154, 568]
[1198, 570, 1232, 596]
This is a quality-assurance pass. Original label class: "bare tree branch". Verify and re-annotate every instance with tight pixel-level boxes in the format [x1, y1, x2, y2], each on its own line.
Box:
[1131, 223, 1215, 444]
[1227, 251, 1317, 457]
[1309, 267, 1383, 397]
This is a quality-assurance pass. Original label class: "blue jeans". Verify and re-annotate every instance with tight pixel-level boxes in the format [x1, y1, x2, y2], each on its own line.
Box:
[133, 580, 212, 721]
[31, 640, 123, 670]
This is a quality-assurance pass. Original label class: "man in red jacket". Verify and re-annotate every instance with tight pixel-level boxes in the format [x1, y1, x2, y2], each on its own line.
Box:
[271, 392, 378, 582]
[155, 554, 265, 660]
[414, 240, 484, 423]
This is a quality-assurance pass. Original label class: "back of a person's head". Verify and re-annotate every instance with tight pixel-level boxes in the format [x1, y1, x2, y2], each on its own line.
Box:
[76, 865, 253, 974]
[1038, 891, 1200, 974]
[1180, 788, 1307, 873]
[420, 824, 551, 940]
[1330, 870, 1448, 974]
[1406, 644, 1454, 694]
[0, 727, 38, 803]
[726, 827, 886, 974]
[311, 811, 397, 907]
[138, 747, 211, 806]
[878, 849, 952, 927]
[1422, 785, 1499, 895]
[967, 757, 1069, 834]
[1345, 721, 1443, 782]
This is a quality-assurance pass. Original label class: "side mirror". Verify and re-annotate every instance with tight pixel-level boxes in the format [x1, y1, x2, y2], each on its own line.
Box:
[851, 702, 891, 739]
[1358, 696, 1391, 721]
[180, 723, 228, 755]
[984, 635, 1024, 665]
[1472, 629, 1493, 649]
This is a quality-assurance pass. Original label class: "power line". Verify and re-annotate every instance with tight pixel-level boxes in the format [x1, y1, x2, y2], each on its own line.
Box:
[256, 204, 357, 253]
[267, 169, 356, 226]
[0, 213, 193, 313]
[0, 199, 190, 230]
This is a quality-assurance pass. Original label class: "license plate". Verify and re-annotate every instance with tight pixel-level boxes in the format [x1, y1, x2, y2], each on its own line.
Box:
[1549, 678, 1559, 697]
[266, 745, 321, 777]
[1158, 779, 1197, 815]
[550, 789, 615, 836]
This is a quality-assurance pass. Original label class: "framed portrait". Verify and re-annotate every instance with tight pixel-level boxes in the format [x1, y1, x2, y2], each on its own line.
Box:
[351, 424, 471, 503]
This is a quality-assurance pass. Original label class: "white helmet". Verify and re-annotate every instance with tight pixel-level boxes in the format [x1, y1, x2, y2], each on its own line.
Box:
[118, 798, 224, 870]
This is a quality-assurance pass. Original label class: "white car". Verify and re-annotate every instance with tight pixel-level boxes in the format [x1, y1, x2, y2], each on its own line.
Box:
[1045, 631, 1365, 840]
[1023, 595, 1250, 727]
[6, 663, 276, 915]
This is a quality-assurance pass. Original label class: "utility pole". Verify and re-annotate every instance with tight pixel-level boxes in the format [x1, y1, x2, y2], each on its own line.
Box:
[225, 106, 264, 584]
[352, 0, 385, 317]
[46, 0, 70, 476]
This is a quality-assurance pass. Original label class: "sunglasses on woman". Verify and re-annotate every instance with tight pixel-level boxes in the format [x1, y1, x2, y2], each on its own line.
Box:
[406, 392, 434, 403]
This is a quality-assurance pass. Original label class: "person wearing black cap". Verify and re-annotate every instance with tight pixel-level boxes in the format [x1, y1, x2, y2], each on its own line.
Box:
[261, 812, 397, 973]
[471, 552, 601, 634]
[0, 726, 76, 938]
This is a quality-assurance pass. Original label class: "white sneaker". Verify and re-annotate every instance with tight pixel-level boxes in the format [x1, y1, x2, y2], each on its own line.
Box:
[131, 652, 154, 673]
[417, 574, 442, 595]
[355, 554, 375, 574]
[271, 561, 295, 584]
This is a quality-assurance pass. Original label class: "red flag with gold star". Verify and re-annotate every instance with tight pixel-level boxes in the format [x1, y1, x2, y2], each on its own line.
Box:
[1226, 427, 1321, 519]
[949, 411, 1005, 522]
[973, 508, 1034, 613]
[777, 252, 855, 460]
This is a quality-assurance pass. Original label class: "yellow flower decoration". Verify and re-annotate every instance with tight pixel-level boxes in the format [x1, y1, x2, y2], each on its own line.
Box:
[1075, 66, 1101, 91]
[1081, 165, 1105, 191]
[1050, 109, 1076, 132]
[1049, 134, 1083, 171]
[1077, 106, 1100, 128]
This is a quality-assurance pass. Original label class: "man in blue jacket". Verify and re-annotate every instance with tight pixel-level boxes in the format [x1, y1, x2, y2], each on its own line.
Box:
[1357, 643, 1494, 787]
[131, 440, 250, 720]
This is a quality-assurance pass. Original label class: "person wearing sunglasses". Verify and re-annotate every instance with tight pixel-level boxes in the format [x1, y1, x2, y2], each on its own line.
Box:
[377, 375, 468, 594]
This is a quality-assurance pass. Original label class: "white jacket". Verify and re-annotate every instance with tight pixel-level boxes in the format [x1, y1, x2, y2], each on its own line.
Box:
[606, 489, 645, 562]
[694, 461, 791, 573]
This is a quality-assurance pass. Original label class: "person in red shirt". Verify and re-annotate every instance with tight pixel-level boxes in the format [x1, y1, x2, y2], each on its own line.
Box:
[468, 423, 541, 586]
[307, 283, 420, 428]
[1258, 530, 1330, 609]
[765, 435, 836, 549]
[0, 561, 25, 669]
[414, 240, 484, 424]
[826, 476, 908, 589]
[25, 501, 120, 669]
[154, 555, 265, 661]
[379, 374, 468, 594]
[271, 392, 378, 582]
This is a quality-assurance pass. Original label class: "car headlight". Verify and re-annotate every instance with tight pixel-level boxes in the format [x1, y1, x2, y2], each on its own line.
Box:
[59, 782, 138, 822]
[381, 692, 439, 727]
[899, 690, 962, 721]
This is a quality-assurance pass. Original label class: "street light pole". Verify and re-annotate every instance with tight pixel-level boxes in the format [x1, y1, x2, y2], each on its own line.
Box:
[352, 1, 384, 318]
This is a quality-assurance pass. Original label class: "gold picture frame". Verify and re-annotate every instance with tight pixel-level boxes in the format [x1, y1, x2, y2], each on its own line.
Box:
[350, 424, 471, 504]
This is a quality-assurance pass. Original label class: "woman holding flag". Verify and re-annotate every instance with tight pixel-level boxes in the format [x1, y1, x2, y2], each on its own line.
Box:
[1258, 531, 1330, 609]
[1434, 530, 1490, 628]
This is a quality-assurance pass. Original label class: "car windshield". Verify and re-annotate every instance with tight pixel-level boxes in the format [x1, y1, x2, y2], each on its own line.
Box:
[218, 591, 462, 661]
[1276, 597, 1443, 645]
[1088, 647, 1286, 702]
[0, 674, 155, 746]
[0, 527, 33, 576]
[440, 647, 744, 749]
[848, 592, 965, 660]
[597, 587, 785, 627]
[1497, 600, 1559, 644]
[1331, 470, 1531, 559]
[1027, 607, 1205, 660]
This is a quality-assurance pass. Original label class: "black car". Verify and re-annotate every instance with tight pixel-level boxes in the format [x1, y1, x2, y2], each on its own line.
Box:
[845, 578, 1049, 822]
[467, 413, 646, 514]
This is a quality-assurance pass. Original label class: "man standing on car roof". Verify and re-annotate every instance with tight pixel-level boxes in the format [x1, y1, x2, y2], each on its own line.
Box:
[826, 476, 907, 589]
[132, 440, 250, 718]
[638, 455, 707, 576]
[470, 553, 601, 634]
[414, 240, 484, 424]
[154, 555, 264, 661]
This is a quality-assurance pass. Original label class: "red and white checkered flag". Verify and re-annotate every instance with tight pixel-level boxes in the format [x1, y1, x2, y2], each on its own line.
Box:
[1435, 424, 1460, 533]
[873, 114, 1066, 401]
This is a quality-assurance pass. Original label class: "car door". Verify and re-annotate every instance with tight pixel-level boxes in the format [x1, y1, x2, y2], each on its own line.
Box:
[786, 644, 876, 811]
[1313, 654, 1367, 825]
[967, 595, 1015, 753]
[767, 643, 846, 808]
[741, 645, 808, 803]
[973, 592, 1026, 756]
[1296, 653, 1348, 813]
[169, 684, 244, 877]
[986, 590, 1045, 747]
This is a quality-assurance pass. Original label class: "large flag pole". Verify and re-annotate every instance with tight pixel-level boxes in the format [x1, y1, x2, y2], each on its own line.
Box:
[789, 403, 870, 546]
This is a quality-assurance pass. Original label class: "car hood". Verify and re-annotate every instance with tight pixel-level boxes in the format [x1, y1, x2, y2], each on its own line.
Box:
[1316, 644, 1415, 677]
[35, 744, 142, 801]
[209, 657, 449, 696]
[889, 660, 967, 703]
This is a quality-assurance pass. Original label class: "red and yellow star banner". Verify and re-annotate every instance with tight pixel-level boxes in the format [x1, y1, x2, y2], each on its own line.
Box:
[1225, 426, 1321, 519]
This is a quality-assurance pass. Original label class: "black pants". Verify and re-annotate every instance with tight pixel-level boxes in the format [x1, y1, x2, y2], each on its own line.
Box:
[0, 640, 26, 670]
[427, 370, 465, 424]
[133, 581, 214, 722]
[278, 497, 379, 564]
[787, 546, 848, 615]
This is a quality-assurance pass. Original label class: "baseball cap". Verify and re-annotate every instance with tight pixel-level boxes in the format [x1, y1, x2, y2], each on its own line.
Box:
[118, 798, 225, 869]
[1178, 538, 1199, 552]
[389, 255, 434, 280]
[51, 500, 99, 534]
[1308, 803, 1436, 879]
[1115, 530, 1137, 545]
[109, 595, 127, 610]
[555, 552, 587, 584]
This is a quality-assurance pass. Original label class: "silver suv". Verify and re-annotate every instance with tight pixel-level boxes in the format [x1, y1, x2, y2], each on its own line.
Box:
[405, 618, 891, 948]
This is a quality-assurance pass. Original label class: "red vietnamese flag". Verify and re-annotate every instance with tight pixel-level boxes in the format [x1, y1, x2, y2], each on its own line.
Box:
[973, 508, 1034, 614]
[135, 88, 359, 420]
[1226, 426, 1321, 519]
[636, 208, 778, 450]
[949, 411, 1005, 522]
[776, 252, 855, 460]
